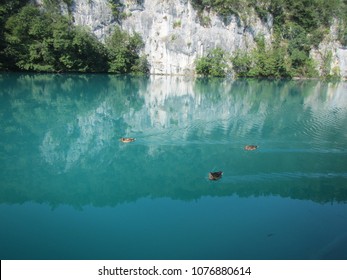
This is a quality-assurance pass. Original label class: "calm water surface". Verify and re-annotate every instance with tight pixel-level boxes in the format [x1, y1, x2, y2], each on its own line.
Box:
[1, 73, 347, 260]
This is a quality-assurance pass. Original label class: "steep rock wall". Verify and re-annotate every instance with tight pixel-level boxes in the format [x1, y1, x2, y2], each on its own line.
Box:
[120, 0, 273, 75]
[310, 22, 347, 79]
[72, 0, 116, 41]
[34, 0, 116, 41]
[34, 0, 347, 77]
[55, 0, 273, 75]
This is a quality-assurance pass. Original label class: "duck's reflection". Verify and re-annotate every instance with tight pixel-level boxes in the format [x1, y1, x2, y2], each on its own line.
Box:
[1, 74, 347, 206]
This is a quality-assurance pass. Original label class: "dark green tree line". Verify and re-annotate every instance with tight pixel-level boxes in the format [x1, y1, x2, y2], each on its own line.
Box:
[0, 0, 28, 70]
[0, 1, 148, 74]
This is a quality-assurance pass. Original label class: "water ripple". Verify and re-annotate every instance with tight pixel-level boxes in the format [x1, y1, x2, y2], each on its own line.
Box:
[222, 172, 347, 183]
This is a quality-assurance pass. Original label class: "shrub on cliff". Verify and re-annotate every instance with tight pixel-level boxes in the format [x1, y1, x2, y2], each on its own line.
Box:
[196, 48, 229, 77]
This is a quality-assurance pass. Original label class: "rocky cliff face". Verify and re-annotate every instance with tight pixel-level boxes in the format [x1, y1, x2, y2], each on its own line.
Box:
[34, 0, 347, 78]
[72, 0, 116, 41]
[310, 22, 347, 78]
[35, 0, 272, 75]
[120, 0, 273, 75]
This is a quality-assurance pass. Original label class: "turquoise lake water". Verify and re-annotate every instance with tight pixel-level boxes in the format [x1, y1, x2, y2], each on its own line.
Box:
[1, 73, 347, 260]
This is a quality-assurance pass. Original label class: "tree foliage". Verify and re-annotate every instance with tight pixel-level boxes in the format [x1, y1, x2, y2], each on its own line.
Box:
[0, 2, 148, 74]
[105, 27, 146, 74]
[192, 0, 344, 31]
[196, 48, 229, 77]
[4, 5, 108, 72]
[0, 0, 28, 70]
[192, 0, 347, 78]
[1, 0, 346, 77]
[231, 35, 317, 78]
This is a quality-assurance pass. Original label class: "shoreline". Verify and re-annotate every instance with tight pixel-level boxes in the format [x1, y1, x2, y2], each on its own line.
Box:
[0, 70, 346, 81]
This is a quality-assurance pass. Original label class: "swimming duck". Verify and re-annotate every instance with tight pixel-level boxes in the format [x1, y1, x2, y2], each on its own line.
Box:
[120, 137, 136, 143]
[244, 145, 258, 151]
[209, 171, 223, 181]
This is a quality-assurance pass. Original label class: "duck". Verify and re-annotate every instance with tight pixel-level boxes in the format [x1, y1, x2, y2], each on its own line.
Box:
[244, 145, 258, 151]
[209, 171, 223, 181]
[120, 137, 136, 143]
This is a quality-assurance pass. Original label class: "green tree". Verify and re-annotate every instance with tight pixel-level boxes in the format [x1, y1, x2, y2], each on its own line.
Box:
[4, 5, 50, 71]
[231, 36, 292, 78]
[196, 47, 228, 77]
[191, 0, 347, 78]
[70, 26, 108, 72]
[231, 51, 252, 77]
[4, 4, 108, 72]
[106, 26, 147, 74]
[131, 54, 150, 75]
[0, 0, 28, 70]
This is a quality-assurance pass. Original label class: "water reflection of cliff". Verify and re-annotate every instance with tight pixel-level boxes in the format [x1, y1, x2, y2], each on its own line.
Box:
[1, 74, 347, 207]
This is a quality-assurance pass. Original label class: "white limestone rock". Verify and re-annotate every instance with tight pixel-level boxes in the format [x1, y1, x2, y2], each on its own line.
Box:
[33, 0, 347, 77]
